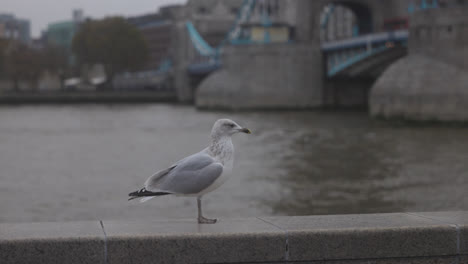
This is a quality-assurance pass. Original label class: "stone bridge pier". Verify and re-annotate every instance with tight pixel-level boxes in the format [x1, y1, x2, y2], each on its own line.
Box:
[196, 43, 323, 110]
[370, 5, 468, 121]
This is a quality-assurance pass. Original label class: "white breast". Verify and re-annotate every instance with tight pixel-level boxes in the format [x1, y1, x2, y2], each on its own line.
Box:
[198, 137, 234, 196]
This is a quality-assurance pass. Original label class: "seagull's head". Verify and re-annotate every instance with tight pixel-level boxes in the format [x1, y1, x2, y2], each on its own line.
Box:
[211, 119, 251, 138]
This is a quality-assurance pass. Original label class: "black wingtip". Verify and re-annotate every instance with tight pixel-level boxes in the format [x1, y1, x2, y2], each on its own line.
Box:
[128, 187, 171, 201]
[128, 187, 147, 197]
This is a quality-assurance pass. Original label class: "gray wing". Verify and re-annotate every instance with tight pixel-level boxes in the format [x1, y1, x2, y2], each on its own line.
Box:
[152, 153, 223, 195]
[144, 164, 177, 191]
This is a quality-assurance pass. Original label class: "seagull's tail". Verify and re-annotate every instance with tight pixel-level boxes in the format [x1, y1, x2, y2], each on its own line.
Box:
[128, 188, 171, 203]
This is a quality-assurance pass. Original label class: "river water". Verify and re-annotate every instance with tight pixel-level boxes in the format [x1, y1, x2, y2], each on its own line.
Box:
[0, 104, 467, 223]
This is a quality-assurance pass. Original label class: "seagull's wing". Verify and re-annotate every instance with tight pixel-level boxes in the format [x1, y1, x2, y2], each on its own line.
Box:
[153, 152, 223, 195]
[144, 164, 177, 191]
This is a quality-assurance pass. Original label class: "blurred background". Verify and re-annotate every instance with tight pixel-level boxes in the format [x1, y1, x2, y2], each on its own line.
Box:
[0, 0, 467, 223]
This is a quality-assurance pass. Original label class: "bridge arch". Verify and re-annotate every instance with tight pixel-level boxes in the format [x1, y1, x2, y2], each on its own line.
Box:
[335, 1, 373, 34]
[313, 0, 410, 107]
[295, 0, 401, 42]
[320, 1, 373, 42]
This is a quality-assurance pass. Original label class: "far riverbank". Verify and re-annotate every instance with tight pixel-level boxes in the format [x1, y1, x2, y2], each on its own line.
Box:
[0, 91, 177, 104]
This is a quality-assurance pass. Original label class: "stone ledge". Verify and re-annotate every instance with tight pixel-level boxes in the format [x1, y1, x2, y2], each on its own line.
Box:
[0, 212, 467, 264]
[0, 221, 105, 264]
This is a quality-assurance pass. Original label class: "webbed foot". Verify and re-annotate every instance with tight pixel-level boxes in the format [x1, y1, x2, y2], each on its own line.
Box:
[198, 216, 217, 224]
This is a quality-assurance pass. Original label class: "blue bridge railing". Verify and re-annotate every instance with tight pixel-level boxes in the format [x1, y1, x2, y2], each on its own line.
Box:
[322, 30, 408, 77]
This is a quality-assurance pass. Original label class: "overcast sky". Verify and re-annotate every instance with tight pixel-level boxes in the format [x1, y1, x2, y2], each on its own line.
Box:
[2, 0, 187, 37]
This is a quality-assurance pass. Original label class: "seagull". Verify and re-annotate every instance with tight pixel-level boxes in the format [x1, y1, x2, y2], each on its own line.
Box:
[128, 119, 251, 224]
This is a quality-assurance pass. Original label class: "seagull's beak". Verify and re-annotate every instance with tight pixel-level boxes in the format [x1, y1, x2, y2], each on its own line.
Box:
[239, 128, 252, 134]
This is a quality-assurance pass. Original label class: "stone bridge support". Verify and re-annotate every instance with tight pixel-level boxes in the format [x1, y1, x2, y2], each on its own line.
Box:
[370, 6, 468, 121]
[196, 44, 323, 109]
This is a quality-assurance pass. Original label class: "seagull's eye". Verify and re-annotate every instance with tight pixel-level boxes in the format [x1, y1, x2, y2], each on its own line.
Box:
[229, 124, 235, 128]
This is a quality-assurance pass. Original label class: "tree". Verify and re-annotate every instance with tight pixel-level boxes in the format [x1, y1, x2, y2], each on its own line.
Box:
[72, 17, 148, 89]
[40, 45, 70, 90]
[41, 45, 68, 73]
[4, 42, 43, 91]
[0, 39, 11, 79]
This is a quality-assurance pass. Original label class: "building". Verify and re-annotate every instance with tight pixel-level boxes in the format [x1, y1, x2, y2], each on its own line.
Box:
[45, 9, 84, 64]
[46, 21, 77, 49]
[127, 6, 180, 70]
[46, 9, 83, 49]
[0, 13, 31, 44]
[113, 5, 182, 91]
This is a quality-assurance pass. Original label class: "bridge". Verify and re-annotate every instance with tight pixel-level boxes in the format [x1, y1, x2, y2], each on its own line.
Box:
[172, 0, 444, 108]
[187, 28, 409, 80]
[322, 30, 408, 78]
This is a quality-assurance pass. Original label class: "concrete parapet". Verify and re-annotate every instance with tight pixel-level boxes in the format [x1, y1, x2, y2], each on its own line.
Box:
[1, 211, 467, 264]
[0, 221, 105, 264]
[195, 44, 323, 110]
